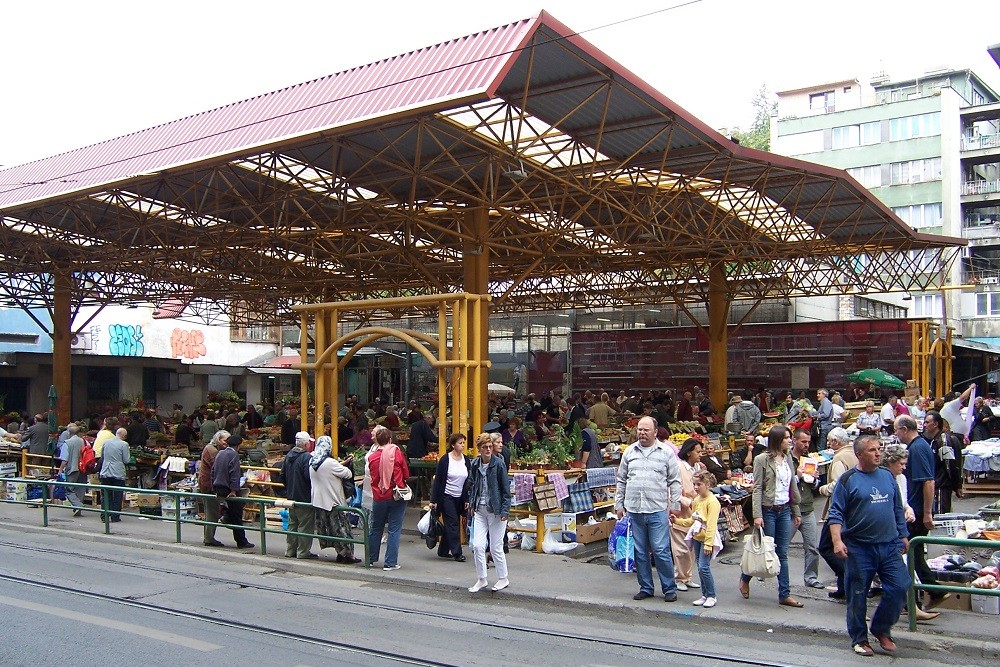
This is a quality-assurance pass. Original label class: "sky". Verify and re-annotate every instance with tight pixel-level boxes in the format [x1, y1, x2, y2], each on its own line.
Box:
[2, 0, 999, 168]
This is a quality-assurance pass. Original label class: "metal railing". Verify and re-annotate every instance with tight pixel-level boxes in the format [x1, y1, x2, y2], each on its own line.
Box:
[2, 477, 370, 566]
[905, 535, 1000, 631]
[963, 179, 1000, 196]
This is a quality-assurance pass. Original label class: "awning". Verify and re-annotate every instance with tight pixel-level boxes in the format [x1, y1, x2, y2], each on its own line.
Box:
[953, 338, 1000, 354]
[247, 367, 300, 376]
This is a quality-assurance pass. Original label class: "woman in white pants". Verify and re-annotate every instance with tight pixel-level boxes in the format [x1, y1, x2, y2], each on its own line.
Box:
[468, 432, 512, 593]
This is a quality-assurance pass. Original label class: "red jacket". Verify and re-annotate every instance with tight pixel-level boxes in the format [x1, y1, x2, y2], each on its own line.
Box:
[368, 445, 410, 502]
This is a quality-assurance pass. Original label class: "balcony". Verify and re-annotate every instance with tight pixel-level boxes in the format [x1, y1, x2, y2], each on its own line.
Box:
[963, 134, 1000, 151]
[962, 180, 1000, 205]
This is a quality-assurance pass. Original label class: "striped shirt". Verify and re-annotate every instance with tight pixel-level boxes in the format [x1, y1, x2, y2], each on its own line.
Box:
[615, 440, 682, 514]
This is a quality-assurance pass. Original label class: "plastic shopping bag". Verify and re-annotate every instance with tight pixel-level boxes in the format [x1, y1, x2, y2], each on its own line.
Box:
[740, 527, 780, 578]
[417, 510, 432, 535]
[542, 528, 579, 555]
[608, 515, 634, 573]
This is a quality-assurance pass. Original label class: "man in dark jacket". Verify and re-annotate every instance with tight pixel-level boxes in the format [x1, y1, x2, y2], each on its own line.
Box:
[280, 431, 316, 559]
[280, 408, 298, 448]
[407, 414, 436, 459]
[212, 435, 254, 550]
[125, 412, 150, 450]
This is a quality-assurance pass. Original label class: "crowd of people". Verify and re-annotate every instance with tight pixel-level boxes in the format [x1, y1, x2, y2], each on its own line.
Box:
[4, 378, 994, 656]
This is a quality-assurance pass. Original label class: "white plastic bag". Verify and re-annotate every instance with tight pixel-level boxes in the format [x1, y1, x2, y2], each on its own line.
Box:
[417, 510, 431, 535]
[542, 528, 579, 555]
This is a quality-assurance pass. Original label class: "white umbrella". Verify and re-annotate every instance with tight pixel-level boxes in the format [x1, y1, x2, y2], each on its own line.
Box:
[488, 383, 516, 394]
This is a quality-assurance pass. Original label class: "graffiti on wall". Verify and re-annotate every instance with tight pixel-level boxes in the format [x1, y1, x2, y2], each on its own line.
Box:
[108, 324, 144, 357]
[171, 328, 207, 359]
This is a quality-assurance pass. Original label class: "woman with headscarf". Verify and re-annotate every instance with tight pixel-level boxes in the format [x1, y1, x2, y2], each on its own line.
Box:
[367, 427, 410, 569]
[309, 435, 361, 564]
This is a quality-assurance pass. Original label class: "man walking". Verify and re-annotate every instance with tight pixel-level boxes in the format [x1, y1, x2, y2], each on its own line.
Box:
[98, 427, 131, 522]
[212, 435, 254, 550]
[59, 424, 86, 517]
[828, 434, 910, 657]
[895, 414, 948, 610]
[816, 389, 835, 450]
[791, 428, 823, 589]
[281, 431, 317, 559]
[817, 427, 857, 599]
[615, 416, 682, 602]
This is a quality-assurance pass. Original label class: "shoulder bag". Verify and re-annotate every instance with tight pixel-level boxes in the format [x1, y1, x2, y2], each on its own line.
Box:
[740, 526, 780, 578]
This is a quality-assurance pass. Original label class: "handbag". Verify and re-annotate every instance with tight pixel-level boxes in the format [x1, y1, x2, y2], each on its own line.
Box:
[740, 527, 780, 578]
[393, 484, 413, 502]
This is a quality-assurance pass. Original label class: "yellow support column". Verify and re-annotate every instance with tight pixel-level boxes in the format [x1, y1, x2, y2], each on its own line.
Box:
[330, 309, 339, 457]
[463, 207, 490, 437]
[300, 314, 309, 433]
[438, 303, 448, 455]
[315, 311, 327, 440]
[706, 265, 730, 416]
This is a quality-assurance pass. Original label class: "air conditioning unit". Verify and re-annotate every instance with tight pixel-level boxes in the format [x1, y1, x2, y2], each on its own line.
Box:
[70, 332, 93, 351]
[982, 277, 999, 285]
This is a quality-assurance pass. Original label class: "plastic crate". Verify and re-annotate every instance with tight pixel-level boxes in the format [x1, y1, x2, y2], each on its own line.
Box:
[978, 504, 1000, 520]
[933, 519, 963, 537]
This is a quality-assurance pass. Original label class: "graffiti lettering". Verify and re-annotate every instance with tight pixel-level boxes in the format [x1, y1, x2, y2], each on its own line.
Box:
[170, 328, 207, 359]
[108, 324, 144, 357]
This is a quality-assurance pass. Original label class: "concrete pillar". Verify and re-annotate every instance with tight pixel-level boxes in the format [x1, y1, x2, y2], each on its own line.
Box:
[52, 272, 73, 424]
[463, 208, 489, 438]
[706, 265, 730, 415]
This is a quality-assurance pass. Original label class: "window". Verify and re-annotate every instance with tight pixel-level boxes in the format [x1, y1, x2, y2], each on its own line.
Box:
[809, 91, 835, 111]
[230, 301, 279, 343]
[847, 165, 882, 188]
[892, 203, 942, 229]
[907, 249, 939, 273]
[889, 112, 940, 141]
[854, 296, 906, 319]
[912, 294, 941, 317]
[843, 86, 852, 93]
[977, 293, 1000, 316]
[777, 130, 824, 155]
[832, 125, 860, 149]
[860, 121, 882, 145]
[889, 158, 941, 184]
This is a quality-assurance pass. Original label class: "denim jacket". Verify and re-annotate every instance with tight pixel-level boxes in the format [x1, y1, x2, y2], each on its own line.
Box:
[467, 456, 511, 516]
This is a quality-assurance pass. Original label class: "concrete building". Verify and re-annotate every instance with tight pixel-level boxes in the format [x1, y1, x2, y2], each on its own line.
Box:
[772, 54, 1000, 348]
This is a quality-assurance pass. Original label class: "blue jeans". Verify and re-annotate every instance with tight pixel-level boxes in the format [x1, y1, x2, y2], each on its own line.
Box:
[741, 506, 793, 599]
[629, 511, 677, 596]
[694, 539, 716, 598]
[368, 499, 407, 567]
[845, 540, 910, 646]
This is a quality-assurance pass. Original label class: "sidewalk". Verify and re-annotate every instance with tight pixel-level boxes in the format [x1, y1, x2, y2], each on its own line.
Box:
[1, 498, 998, 659]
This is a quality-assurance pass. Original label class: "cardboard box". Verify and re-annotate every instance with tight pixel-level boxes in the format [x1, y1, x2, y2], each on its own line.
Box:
[971, 593, 1000, 615]
[130, 493, 161, 508]
[931, 585, 973, 612]
[577, 519, 616, 544]
[543, 512, 577, 543]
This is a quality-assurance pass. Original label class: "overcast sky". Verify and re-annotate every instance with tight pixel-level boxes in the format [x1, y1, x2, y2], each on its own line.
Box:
[2, 0, 998, 168]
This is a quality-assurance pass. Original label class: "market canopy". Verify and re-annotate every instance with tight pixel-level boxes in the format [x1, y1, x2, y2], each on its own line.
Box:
[0, 10, 966, 420]
[0, 10, 963, 323]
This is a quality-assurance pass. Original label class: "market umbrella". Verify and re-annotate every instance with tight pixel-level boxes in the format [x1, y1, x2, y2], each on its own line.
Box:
[487, 383, 516, 394]
[844, 368, 906, 390]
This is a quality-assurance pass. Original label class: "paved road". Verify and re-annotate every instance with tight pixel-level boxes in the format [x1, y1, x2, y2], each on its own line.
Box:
[0, 531, 986, 666]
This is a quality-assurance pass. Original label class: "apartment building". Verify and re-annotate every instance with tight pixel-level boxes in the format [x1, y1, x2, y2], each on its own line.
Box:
[772, 57, 1000, 347]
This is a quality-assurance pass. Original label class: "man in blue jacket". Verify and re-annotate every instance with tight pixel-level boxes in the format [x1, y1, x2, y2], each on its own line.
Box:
[828, 434, 910, 657]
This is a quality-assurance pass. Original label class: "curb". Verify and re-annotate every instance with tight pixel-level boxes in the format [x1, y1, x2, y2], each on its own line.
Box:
[4, 519, 998, 661]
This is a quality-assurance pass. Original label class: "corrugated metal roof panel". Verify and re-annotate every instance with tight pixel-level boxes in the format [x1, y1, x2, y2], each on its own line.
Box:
[0, 18, 537, 210]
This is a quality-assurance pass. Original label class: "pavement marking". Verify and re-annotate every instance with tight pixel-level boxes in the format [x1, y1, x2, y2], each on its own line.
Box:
[0, 594, 222, 652]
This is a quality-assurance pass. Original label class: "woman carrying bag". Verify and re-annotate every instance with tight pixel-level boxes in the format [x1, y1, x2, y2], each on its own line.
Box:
[430, 432, 472, 562]
[739, 424, 804, 607]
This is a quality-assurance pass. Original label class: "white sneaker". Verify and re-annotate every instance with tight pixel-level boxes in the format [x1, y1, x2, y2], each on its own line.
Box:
[703, 597, 717, 608]
[676, 582, 688, 591]
[382, 564, 400, 571]
[469, 579, 489, 593]
[687, 581, 700, 589]
[692, 596, 707, 606]
[492, 578, 509, 592]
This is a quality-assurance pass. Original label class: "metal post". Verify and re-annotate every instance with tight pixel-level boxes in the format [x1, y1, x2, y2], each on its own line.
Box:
[102, 487, 110, 535]
[42, 482, 49, 527]
[259, 499, 268, 555]
[175, 496, 182, 543]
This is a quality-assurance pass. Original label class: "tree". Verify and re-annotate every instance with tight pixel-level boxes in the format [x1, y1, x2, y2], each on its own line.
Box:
[730, 85, 776, 152]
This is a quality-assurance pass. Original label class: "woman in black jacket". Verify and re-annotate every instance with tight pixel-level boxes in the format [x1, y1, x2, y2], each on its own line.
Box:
[429, 432, 472, 562]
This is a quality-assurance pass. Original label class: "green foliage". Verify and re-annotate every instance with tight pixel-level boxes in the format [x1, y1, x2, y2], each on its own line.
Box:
[730, 85, 776, 152]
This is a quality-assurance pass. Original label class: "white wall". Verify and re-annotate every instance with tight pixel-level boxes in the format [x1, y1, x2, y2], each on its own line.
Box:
[71, 305, 278, 367]
[777, 81, 869, 119]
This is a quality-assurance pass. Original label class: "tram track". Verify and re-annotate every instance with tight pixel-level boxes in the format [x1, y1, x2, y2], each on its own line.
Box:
[0, 540, 799, 667]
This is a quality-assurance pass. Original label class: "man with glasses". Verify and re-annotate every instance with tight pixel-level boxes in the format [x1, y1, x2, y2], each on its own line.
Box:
[895, 415, 949, 611]
[614, 416, 682, 602]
